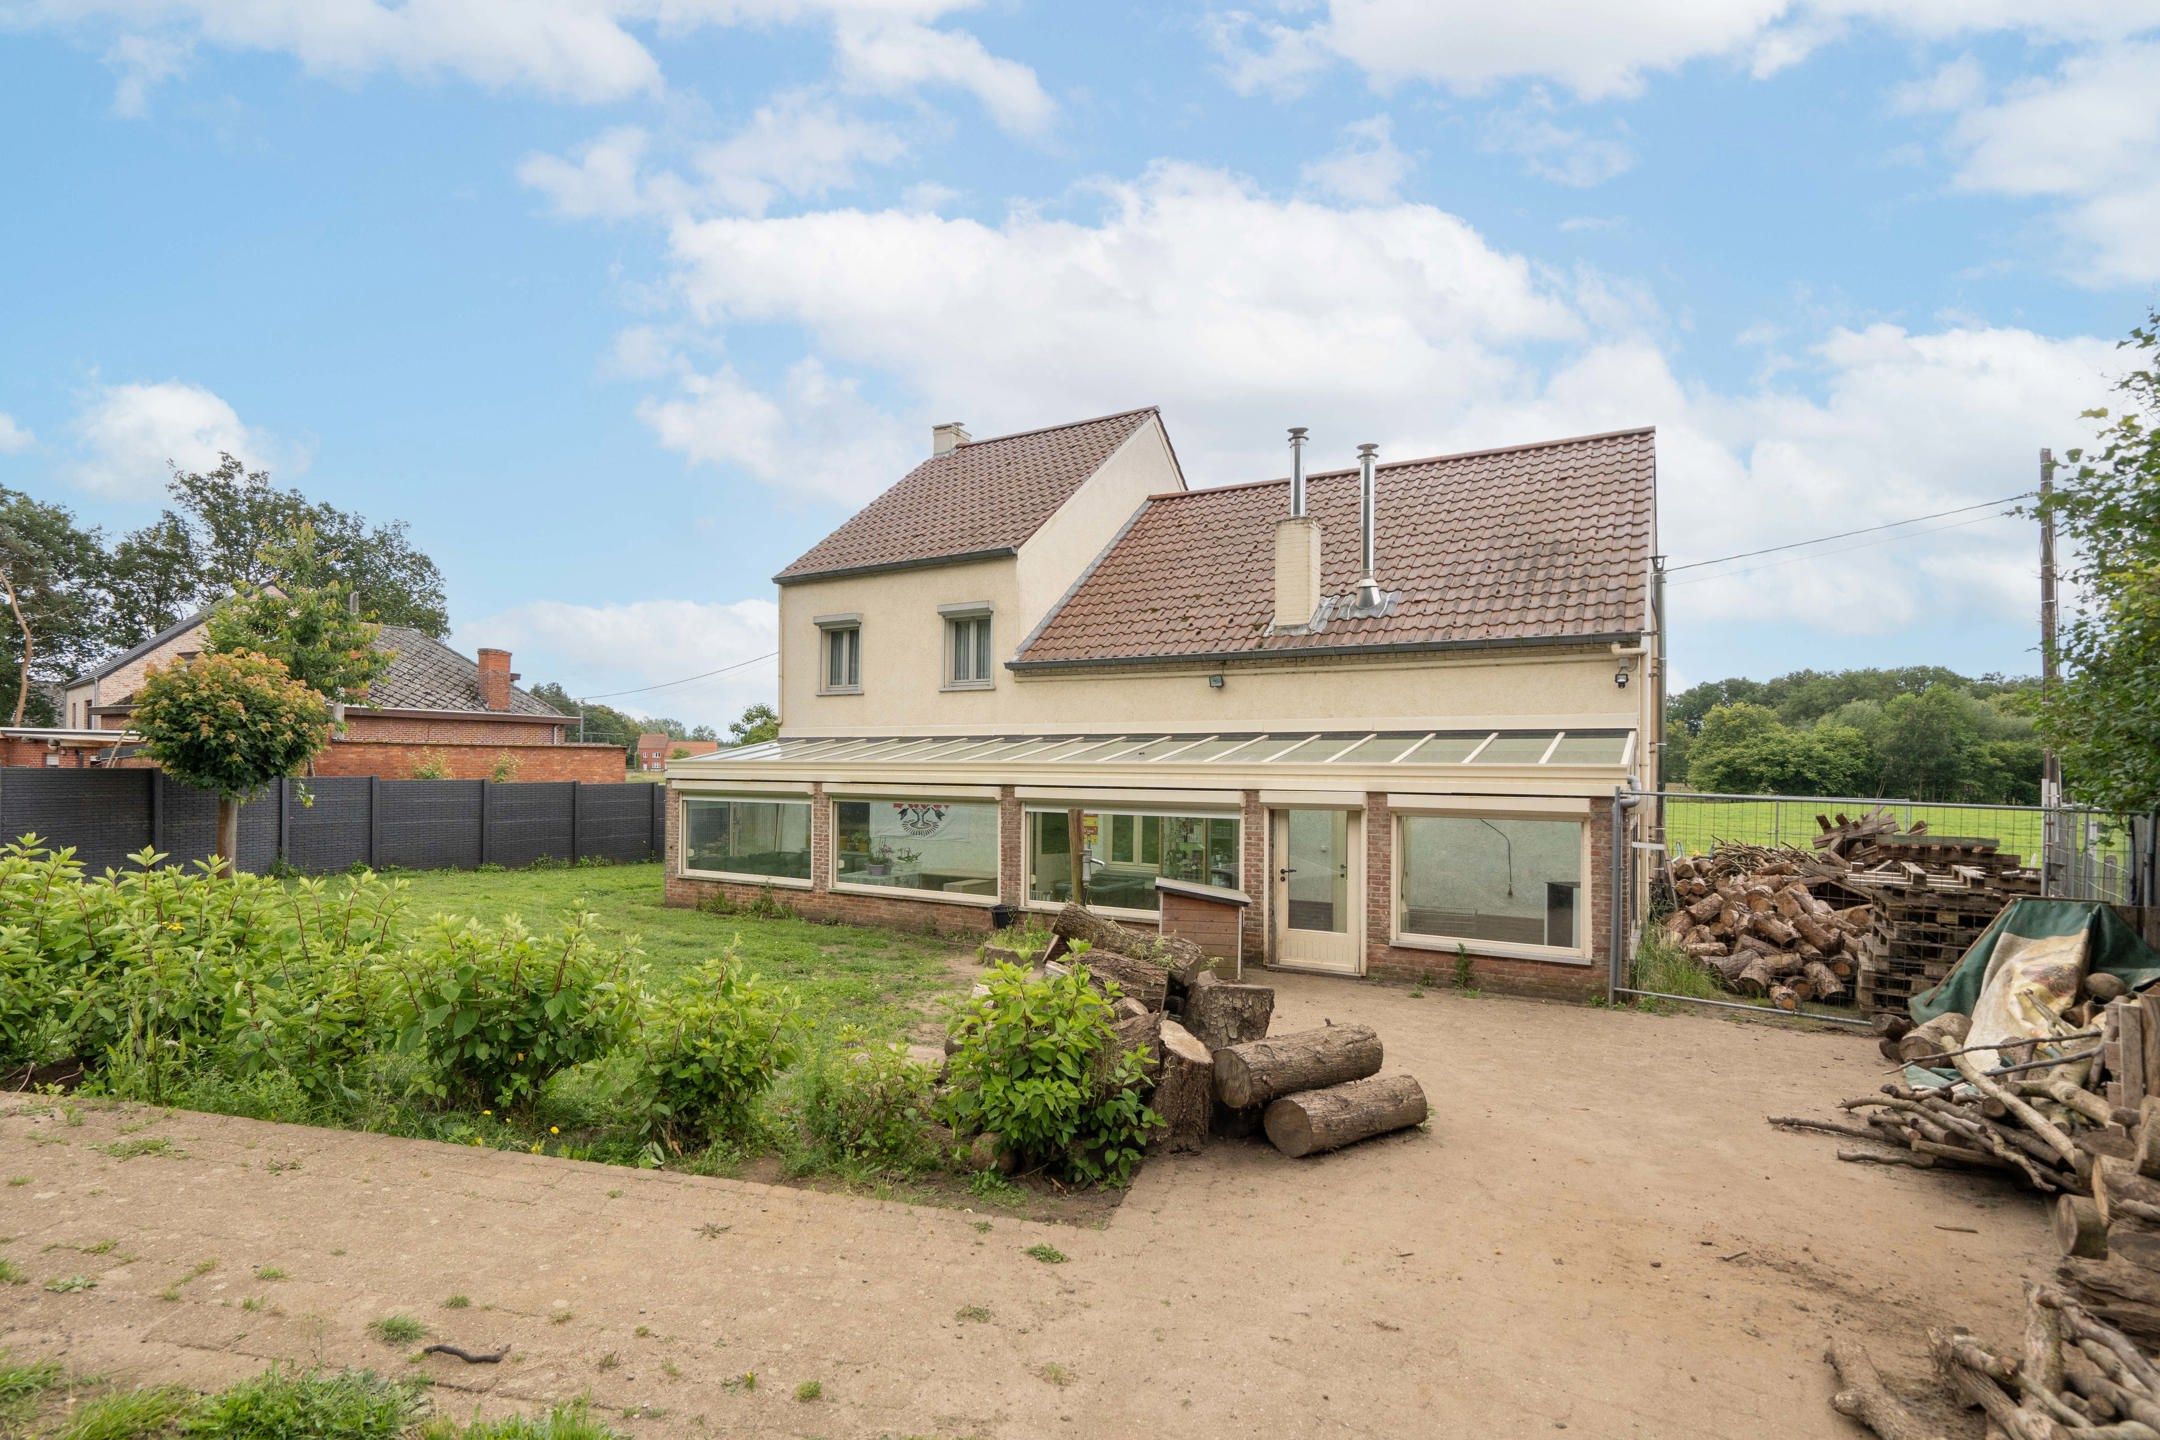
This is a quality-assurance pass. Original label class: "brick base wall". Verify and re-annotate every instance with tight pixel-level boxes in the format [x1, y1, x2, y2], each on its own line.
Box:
[312, 740, 629, 782]
[344, 713, 568, 745]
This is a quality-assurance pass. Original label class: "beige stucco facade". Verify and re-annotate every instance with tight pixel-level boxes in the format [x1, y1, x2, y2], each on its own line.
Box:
[61, 618, 210, 728]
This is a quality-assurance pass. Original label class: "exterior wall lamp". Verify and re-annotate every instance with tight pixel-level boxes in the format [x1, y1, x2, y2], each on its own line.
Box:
[1207, 674, 1225, 690]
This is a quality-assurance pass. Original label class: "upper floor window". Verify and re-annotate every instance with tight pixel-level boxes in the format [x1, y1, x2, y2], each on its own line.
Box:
[816, 615, 861, 694]
[941, 603, 994, 690]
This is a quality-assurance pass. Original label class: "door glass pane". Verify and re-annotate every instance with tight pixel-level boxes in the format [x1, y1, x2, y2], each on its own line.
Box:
[1286, 809, 1349, 933]
[1027, 810, 1073, 904]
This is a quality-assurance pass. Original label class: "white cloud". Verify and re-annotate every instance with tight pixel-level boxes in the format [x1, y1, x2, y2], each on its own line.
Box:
[0, 413, 33, 453]
[69, 379, 283, 499]
[1208, 0, 2160, 100]
[1890, 53, 1984, 114]
[459, 596, 779, 727]
[1299, 115, 1412, 204]
[1478, 90, 1633, 186]
[520, 97, 908, 221]
[1930, 41, 2160, 283]
[18, 0, 1046, 120]
[832, 18, 1054, 134]
[636, 356, 917, 505]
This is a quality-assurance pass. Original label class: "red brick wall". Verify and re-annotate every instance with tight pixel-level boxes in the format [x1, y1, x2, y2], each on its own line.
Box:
[1358, 791, 1609, 1002]
[997, 786, 1023, 905]
[1238, 789, 1267, 967]
[344, 713, 565, 745]
[312, 740, 628, 782]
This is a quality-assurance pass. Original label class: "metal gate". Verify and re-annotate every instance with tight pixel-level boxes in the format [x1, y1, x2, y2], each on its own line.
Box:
[1606, 788, 2160, 1026]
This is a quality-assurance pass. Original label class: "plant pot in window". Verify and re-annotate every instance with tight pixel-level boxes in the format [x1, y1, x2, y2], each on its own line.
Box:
[867, 861, 891, 877]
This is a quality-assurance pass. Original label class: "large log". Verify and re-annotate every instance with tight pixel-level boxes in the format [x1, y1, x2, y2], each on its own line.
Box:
[1824, 1338, 1949, 1440]
[2056, 1257, 2160, 1348]
[1051, 903, 1209, 981]
[1898, 1012, 1972, 1065]
[1075, 950, 1170, 1011]
[1184, 972, 1274, 1052]
[1152, 1020, 1212, 1152]
[1105, 1010, 1163, 1085]
[1214, 1025, 1383, 1110]
[1263, 1074, 1428, 1158]
[2056, 1195, 2110, 1259]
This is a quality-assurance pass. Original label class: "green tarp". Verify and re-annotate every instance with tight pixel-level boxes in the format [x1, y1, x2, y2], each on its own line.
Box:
[1910, 899, 2160, 1023]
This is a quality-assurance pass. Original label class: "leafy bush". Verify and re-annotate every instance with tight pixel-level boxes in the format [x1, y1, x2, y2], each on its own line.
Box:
[630, 952, 798, 1150]
[792, 1028, 938, 1170]
[938, 963, 1159, 1185]
[183, 1368, 420, 1438]
[380, 910, 638, 1109]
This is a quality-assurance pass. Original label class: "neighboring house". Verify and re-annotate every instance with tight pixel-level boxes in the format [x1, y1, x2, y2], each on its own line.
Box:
[637, 734, 721, 771]
[43, 620, 627, 782]
[665, 407, 1662, 1000]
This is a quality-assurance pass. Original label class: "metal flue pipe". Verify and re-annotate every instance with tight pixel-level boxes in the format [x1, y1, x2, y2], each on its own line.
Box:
[1354, 442, 1381, 609]
[1288, 427, 1308, 518]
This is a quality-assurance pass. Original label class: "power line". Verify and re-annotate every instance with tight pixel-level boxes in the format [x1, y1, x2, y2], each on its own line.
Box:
[1664, 509, 2015, 587]
[1663, 491, 2035, 575]
[578, 651, 778, 703]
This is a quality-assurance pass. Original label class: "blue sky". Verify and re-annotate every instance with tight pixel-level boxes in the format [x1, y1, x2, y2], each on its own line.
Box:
[4, 1, 2157, 727]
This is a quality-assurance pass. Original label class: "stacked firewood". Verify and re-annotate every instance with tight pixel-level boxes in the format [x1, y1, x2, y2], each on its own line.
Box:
[1661, 847, 1874, 1010]
[1043, 904, 1429, 1159]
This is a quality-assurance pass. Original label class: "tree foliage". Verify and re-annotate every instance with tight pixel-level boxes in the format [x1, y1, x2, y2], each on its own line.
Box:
[0, 486, 110, 725]
[108, 454, 448, 646]
[204, 523, 391, 709]
[728, 702, 780, 746]
[133, 650, 331, 801]
[2034, 309, 2160, 812]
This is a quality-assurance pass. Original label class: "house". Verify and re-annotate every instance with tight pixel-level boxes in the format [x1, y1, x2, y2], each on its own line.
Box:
[664, 407, 1661, 1000]
[48, 618, 628, 782]
[637, 734, 721, 771]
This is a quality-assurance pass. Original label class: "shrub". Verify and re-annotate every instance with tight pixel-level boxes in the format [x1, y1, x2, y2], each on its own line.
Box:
[380, 911, 638, 1110]
[630, 952, 798, 1150]
[793, 1028, 938, 1170]
[183, 1368, 421, 1438]
[938, 963, 1160, 1185]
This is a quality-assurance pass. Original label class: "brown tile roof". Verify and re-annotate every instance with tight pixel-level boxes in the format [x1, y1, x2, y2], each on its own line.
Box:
[1015, 426, 1656, 667]
[364, 627, 563, 717]
[775, 408, 1165, 583]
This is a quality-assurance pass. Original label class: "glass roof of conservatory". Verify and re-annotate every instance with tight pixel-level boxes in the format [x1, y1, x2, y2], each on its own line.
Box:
[688, 729, 1634, 769]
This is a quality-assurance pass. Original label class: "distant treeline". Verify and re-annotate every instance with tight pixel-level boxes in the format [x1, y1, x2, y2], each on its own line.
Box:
[1662, 667, 2043, 804]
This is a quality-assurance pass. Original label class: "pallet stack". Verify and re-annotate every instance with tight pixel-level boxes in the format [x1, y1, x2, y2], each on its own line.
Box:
[1845, 836, 2043, 1014]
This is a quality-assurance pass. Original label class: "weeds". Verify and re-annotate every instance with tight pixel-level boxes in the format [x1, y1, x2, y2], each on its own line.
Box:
[794, 1380, 822, 1402]
[51, 1386, 193, 1440]
[43, 1275, 96, 1293]
[442, 1295, 470, 1309]
[1024, 1243, 1068, 1265]
[368, 1314, 427, 1346]
[0, 1260, 24, 1285]
[953, 1304, 991, 1323]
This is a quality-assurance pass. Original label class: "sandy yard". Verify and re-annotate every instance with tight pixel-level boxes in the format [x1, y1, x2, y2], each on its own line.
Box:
[0, 975, 2043, 1439]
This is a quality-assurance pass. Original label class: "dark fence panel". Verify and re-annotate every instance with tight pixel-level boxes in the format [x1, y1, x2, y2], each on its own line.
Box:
[0, 767, 668, 876]
[0, 768, 152, 873]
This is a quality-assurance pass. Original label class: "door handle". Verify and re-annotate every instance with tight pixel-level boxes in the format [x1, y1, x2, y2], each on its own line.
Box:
[1277, 866, 1297, 881]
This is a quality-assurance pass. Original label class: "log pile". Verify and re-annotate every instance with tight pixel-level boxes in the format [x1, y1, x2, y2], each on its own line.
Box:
[1774, 984, 2149, 1200]
[1663, 808, 2043, 1015]
[1037, 902, 1428, 1160]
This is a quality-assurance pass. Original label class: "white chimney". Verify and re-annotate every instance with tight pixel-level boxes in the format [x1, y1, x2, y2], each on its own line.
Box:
[1352, 442, 1384, 613]
[1272, 427, 1323, 631]
[933, 421, 971, 455]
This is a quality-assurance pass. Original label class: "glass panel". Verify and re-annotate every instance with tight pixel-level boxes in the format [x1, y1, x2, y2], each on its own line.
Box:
[1068, 810, 1243, 912]
[1286, 809, 1350, 933]
[901, 737, 994, 761]
[1029, 736, 1131, 762]
[1401, 733, 1489, 764]
[1547, 732, 1630, 764]
[975, 617, 991, 679]
[1470, 733, 1558, 765]
[833, 798, 1000, 895]
[1336, 734, 1421, 763]
[1272, 735, 1362, 764]
[1171, 735, 1264, 762]
[1398, 815, 1583, 950]
[1026, 810, 1074, 905]
[683, 798, 811, 880]
[1121, 735, 1213, 761]
[1214, 734, 1305, 763]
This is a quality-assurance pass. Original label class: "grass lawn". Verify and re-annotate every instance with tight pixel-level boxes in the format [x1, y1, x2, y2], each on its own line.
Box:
[388, 862, 972, 1043]
[1659, 795, 2137, 873]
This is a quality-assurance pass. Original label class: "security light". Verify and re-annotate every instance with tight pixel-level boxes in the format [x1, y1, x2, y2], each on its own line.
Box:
[1207, 674, 1225, 690]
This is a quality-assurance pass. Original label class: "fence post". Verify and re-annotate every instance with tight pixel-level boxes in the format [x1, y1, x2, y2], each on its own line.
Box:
[651, 783, 665, 861]
[367, 776, 380, 869]
[476, 779, 490, 868]
[568, 781, 581, 863]
[276, 778, 292, 870]
[147, 769, 163, 858]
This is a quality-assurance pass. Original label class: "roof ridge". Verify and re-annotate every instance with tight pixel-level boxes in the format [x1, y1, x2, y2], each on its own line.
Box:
[950, 405, 1157, 451]
[1144, 424, 1656, 501]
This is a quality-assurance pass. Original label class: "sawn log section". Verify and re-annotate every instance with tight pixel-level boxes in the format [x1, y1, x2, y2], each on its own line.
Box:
[1214, 1025, 1382, 1110]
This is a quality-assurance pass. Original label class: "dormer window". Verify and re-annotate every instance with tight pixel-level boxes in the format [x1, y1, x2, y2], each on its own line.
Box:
[940, 603, 994, 691]
[816, 615, 861, 695]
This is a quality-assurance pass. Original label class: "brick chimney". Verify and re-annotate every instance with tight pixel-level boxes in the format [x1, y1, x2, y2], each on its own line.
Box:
[933, 421, 970, 455]
[476, 648, 514, 712]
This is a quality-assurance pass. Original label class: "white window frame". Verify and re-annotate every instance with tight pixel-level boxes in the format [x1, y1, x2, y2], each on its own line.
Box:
[679, 793, 816, 889]
[828, 794, 1002, 908]
[815, 614, 861, 696]
[939, 601, 995, 691]
[1021, 804, 1242, 921]
[1389, 808, 1592, 965]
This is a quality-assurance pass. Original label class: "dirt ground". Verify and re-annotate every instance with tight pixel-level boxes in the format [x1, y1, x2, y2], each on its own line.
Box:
[0, 976, 2047, 1439]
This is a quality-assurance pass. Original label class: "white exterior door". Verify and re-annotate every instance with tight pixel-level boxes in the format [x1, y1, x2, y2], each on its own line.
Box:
[1270, 807, 1364, 974]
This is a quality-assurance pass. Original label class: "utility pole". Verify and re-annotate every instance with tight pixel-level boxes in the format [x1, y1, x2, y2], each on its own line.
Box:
[2039, 448, 2064, 895]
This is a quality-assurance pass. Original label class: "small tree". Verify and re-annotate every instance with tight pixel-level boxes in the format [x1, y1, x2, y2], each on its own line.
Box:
[131, 650, 331, 872]
[204, 522, 389, 710]
[728, 702, 780, 746]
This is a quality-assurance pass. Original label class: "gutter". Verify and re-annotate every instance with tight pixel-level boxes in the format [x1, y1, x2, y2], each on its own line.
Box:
[1008, 631, 1645, 673]
[773, 546, 1019, 587]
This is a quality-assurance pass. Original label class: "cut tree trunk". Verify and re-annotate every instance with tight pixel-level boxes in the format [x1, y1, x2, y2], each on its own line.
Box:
[2056, 1257, 2160, 1348]
[1214, 1025, 1383, 1110]
[1824, 1337, 1950, 1440]
[1075, 950, 1170, 1011]
[1803, 961, 1847, 1003]
[2056, 1196, 2110, 1259]
[1050, 903, 1208, 982]
[1184, 972, 1274, 1052]
[1104, 1010, 1163, 1085]
[1898, 1012, 1973, 1065]
[1263, 1074, 1428, 1158]
[1152, 1020, 1212, 1152]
